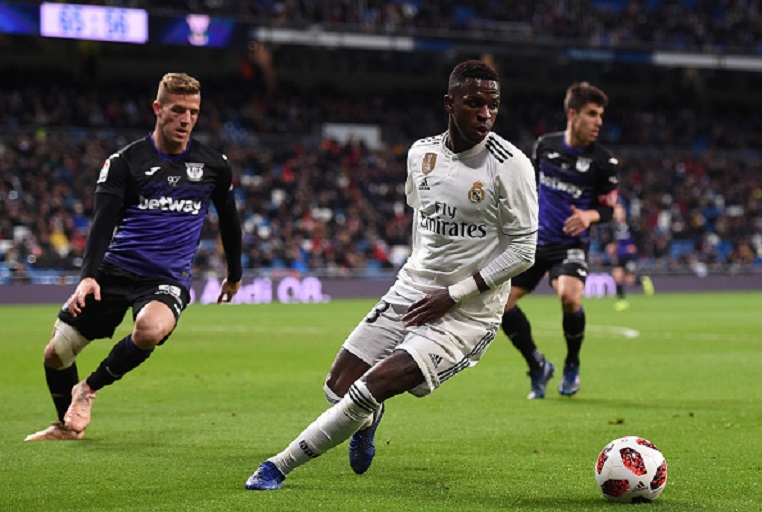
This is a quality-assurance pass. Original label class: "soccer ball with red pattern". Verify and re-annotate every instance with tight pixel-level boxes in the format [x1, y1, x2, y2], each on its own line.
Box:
[595, 436, 668, 503]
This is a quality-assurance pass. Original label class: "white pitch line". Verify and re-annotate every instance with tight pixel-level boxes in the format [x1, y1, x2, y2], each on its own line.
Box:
[587, 325, 641, 339]
[532, 323, 640, 340]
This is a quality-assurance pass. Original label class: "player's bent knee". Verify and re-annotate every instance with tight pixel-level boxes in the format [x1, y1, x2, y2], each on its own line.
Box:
[43, 343, 64, 369]
[133, 305, 176, 349]
[131, 329, 165, 350]
[559, 289, 583, 310]
[364, 350, 423, 402]
[132, 319, 173, 348]
[50, 319, 91, 369]
[323, 380, 342, 405]
[325, 349, 371, 397]
[324, 371, 356, 399]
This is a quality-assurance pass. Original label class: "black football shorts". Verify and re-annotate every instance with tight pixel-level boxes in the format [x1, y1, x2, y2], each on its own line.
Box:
[511, 244, 590, 292]
[58, 266, 190, 342]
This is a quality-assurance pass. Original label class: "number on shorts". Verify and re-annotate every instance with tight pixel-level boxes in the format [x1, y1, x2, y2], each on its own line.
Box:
[565, 248, 586, 263]
[365, 301, 390, 324]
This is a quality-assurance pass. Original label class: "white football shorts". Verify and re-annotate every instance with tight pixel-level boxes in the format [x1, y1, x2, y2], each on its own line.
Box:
[342, 286, 498, 397]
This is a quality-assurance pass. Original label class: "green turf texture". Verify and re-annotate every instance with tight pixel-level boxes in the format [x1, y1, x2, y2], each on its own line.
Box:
[2, 292, 760, 511]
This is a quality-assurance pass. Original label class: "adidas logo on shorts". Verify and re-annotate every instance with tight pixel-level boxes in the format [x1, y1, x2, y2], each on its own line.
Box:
[429, 353, 443, 368]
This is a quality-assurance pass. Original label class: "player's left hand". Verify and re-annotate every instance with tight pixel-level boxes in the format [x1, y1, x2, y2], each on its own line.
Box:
[402, 289, 455, 327]
[563, 205, 595, 236]
[217, 278, 241, 304]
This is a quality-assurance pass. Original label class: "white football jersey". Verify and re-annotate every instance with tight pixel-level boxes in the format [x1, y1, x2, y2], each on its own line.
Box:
[393, 131, 538, 321]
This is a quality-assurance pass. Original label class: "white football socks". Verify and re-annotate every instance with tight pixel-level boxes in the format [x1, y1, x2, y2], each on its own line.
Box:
[324, 381, 373, 429]
[269, 380, 380, 475]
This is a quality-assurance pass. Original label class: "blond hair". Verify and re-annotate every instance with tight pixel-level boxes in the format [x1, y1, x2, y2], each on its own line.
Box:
[156, 73, 201, 104]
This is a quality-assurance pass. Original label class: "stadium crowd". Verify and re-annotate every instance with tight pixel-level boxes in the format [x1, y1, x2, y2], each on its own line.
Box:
[3, 0, 762, 283]
[1, 79, 761, 284]
[52, 0, 762, 53]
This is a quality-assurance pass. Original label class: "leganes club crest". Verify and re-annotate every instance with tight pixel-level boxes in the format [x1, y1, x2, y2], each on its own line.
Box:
[185, 162, 204, 181]
[576, 157, 591, 173]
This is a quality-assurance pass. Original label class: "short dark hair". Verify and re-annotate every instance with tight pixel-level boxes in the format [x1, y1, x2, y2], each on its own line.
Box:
[448, 60, 499, 91]
[564, 82, 608, 112]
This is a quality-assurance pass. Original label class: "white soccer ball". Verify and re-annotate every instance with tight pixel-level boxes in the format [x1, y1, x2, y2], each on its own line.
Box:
[594, 436, 668, 503]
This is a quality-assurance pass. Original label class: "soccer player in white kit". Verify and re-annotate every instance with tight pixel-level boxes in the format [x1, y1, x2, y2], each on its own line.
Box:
[245, 60, 539, 490]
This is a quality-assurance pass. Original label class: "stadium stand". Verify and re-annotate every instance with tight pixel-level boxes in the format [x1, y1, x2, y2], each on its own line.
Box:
[1, 2, 761, 284]
[29, 1, 762, 53]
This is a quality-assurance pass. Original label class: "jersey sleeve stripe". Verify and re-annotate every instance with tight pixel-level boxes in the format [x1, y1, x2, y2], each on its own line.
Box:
[412, 133, 444, 149]
[486, 138, 513, 162]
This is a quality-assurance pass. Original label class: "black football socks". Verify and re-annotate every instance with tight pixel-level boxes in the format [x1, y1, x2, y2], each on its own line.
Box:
[86, 335, 154, 390]
[502, 306, 545, 372]
[563, 307, 586, 367]
[45, 363, 79, 422]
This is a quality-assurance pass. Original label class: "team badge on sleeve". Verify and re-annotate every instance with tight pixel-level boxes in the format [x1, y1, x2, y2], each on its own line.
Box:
[598, 189, 620, 207]
[97, 159, 111, 183]
[468, 181, 485, 204]
[422, 153, 437, 175]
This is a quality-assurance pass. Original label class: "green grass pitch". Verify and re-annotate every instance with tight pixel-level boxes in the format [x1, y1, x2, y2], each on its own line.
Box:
[2, 292, 760, 511]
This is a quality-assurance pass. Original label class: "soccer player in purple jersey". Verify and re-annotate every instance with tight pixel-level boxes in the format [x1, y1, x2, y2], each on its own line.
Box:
[500, 82, 620, 399]
[25, 73, 243, 441]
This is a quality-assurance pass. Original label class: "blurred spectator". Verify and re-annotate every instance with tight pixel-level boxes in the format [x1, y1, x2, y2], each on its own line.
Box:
[3, 1, 762, 280]
[2, 117, 760, 281]
[61, 1, 762, 53]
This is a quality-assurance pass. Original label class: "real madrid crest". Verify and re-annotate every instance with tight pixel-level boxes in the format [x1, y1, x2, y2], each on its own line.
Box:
[575, 157, 591, 173]
[186, 162, 204, 181]
[422, 153, 437, 175]
[468, 181, 485, 204]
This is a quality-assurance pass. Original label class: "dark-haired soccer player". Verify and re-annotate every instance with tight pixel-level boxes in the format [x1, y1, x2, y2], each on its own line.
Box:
[26, 73, 243, 440]
[245, 59, 538, 490]
[501, 82, 620, 399]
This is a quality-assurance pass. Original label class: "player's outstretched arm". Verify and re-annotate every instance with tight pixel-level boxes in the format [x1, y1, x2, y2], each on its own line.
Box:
[70, 192, 123, 317]
[213, 182, 243, 304]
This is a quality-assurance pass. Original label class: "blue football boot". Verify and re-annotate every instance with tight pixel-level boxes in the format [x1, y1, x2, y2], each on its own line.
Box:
[349, 403, 385, 474]
[559, 363, 581, 396]
[527, 361, 555, 399]
[245, 461, 286, 490]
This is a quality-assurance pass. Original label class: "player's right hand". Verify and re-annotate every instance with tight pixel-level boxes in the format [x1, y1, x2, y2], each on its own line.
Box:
[401, 289, 455, 327]
[68, 277, 101, 317]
